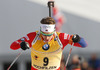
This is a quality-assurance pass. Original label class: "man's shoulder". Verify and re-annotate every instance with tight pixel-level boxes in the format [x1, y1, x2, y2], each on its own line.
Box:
[56, 32, 69, 36]
[27, 31, 39, 37]
[56, 32, 70, 40]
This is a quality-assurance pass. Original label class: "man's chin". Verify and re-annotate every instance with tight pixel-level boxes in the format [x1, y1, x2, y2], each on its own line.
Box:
[44, 40, 49, 42]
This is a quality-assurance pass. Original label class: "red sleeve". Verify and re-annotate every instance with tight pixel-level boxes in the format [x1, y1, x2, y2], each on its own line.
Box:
[10, 32, 36, 50]
[59, 33, 70, 49]
[59, 33, 87, 49]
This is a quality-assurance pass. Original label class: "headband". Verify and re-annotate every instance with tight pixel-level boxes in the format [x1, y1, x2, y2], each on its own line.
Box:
[40, 24, 55, 32]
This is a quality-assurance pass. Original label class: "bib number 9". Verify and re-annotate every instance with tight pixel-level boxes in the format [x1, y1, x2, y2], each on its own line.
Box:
[43, 57, 49, 66]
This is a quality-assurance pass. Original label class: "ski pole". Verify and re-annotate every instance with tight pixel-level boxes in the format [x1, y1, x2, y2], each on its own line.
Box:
[64, 43, 74, 70]
[7, 50, 23, 70]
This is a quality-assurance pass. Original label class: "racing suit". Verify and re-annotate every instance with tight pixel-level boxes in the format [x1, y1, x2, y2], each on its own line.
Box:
[10, 31, 87, 70]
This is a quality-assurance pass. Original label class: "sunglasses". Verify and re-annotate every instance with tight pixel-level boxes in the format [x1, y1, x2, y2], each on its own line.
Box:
[40, 31, 54, 36]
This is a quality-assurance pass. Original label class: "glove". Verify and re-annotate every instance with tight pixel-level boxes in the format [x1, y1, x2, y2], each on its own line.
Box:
[20, 41, 29, 50]
[72, 34, 80, 43]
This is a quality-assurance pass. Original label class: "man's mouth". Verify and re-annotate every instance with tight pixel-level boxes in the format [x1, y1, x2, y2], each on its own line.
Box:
[45, 39, 49, 42]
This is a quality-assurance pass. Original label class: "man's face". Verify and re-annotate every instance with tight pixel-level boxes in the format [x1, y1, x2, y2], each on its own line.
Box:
[40, 24, 55, 42]
[41, 32, 54, 42]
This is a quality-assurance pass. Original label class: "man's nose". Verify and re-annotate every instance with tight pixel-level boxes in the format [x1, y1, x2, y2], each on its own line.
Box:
[45, 36, 49, 39]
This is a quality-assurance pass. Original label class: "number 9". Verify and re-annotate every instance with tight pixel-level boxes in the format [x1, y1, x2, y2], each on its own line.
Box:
[43, 57, 49, 66]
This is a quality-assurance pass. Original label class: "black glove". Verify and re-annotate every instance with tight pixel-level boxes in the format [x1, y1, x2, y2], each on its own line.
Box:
[72, 34, 80, 43]
[20, 41, 29, 50]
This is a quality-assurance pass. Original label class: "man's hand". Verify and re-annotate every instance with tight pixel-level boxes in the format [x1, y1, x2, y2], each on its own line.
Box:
[20, 41, 29, 50]
[72, 34, 80, 43]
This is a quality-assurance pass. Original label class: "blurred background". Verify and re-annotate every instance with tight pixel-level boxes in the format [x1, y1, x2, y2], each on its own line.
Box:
[0, 0, 100, 70]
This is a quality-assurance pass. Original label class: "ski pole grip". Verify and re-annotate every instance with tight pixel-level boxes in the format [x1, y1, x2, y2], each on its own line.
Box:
[48, 1, 54, 7]
[47, 1, 54, 17]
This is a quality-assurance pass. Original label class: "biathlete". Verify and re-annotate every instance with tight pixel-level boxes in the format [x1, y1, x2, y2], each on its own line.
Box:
[10, 17, 87, 70]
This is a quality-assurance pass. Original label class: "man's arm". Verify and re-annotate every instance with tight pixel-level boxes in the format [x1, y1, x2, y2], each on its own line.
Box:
[59, 33, 87, 49]
[69, 34, 88, 48]
[10, 32, 37, 50]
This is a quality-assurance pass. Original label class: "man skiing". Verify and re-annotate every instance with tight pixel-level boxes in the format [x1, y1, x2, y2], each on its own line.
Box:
[10, 17, 87, 70]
